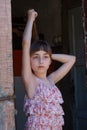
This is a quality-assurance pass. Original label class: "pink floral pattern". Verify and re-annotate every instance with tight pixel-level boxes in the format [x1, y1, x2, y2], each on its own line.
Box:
[24, 77, 64, 130]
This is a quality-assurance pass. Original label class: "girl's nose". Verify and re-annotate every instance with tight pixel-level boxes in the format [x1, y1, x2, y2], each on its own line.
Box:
[39, 58, 44, 64]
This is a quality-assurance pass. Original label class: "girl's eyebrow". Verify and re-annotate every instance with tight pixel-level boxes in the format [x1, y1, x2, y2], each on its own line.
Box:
[44, 53, 49, 56]
[33, 53, 39, 55]
[43, 52, 49, 55]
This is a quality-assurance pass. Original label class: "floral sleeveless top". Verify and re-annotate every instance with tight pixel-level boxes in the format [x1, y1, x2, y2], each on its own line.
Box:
[24, 77, 64, 130]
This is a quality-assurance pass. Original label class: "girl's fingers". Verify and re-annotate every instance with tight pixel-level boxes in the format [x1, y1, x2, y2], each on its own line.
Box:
[28, 9, 38, 19]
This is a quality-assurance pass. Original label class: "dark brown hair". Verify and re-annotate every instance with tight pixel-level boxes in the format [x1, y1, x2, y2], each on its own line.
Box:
[30, 40, 52, 57]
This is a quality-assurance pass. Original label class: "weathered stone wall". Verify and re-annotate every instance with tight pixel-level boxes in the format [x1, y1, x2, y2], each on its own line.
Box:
[0, 0, 15, 129]
[0, 101, 15, 130]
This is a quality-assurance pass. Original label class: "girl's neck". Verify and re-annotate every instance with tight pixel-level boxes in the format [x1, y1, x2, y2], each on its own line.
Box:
[35, 73, 47, 80]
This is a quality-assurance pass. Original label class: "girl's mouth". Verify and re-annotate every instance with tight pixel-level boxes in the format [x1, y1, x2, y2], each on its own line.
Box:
[38, 66, 44, 68]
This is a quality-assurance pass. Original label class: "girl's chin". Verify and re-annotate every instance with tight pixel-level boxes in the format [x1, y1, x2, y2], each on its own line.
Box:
[34, 71, 47, 76]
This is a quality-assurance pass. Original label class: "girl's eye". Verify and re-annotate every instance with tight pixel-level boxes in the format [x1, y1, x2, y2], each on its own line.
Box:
[32, 56, 38, 59]
[44, 55, 49, 58]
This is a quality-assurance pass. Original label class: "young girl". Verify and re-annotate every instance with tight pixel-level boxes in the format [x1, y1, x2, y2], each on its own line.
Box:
[22, 9, 76, 130]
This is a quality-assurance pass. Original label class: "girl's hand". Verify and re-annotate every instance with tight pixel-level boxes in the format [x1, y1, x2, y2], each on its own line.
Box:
[28, 9, 38, 21]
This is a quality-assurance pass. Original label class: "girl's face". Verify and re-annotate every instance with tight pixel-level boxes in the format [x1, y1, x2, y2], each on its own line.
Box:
[30, 50, 51, 76]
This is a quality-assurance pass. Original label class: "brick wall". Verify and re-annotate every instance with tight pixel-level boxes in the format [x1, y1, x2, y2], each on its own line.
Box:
[0, 0, 15, 129]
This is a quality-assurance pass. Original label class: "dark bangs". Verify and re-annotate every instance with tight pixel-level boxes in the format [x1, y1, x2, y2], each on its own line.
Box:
[30, 40, 52, 57]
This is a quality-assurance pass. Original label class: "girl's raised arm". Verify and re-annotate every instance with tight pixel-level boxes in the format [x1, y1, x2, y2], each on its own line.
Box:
[48, 54, 76, 84]
[22, 9, 37, 98]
